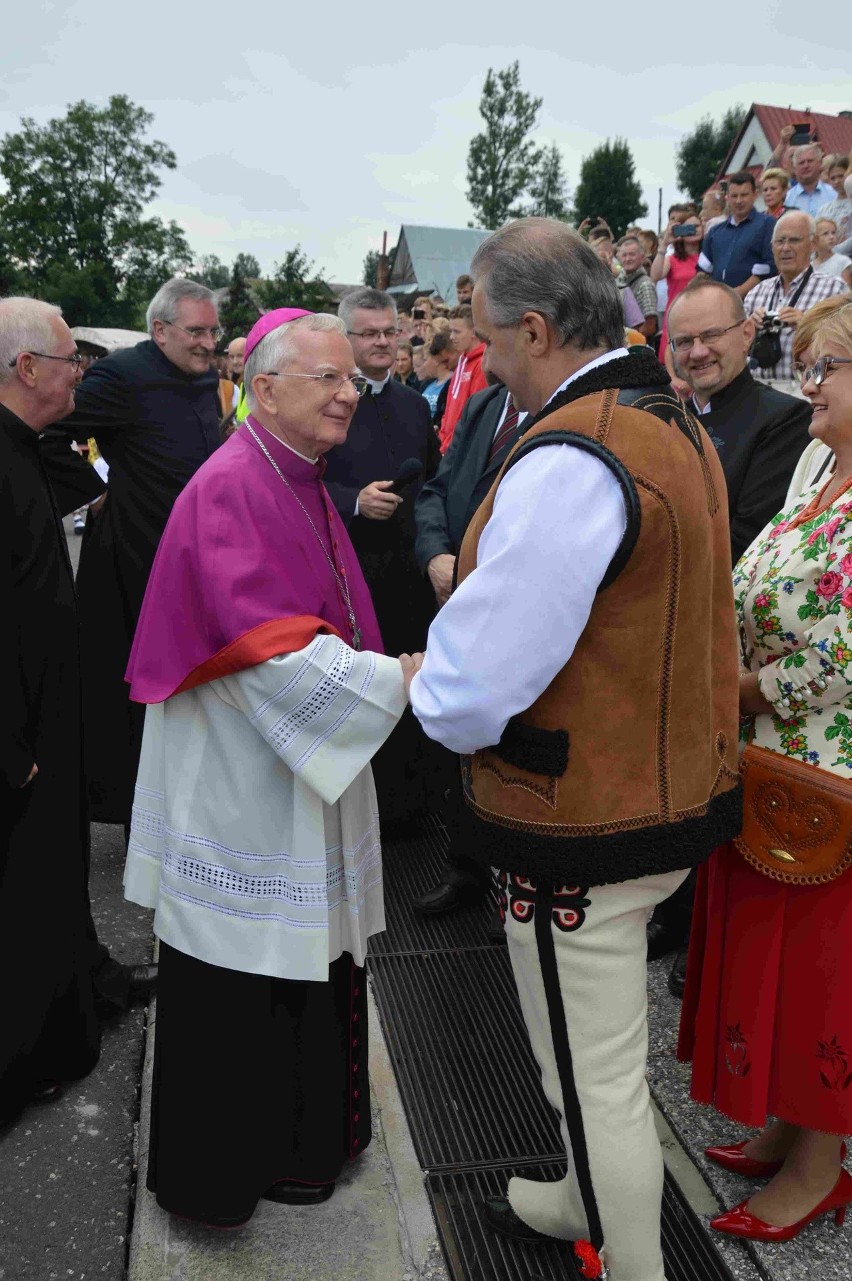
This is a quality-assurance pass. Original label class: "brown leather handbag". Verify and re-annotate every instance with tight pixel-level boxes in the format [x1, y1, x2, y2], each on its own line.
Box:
[735, 743, 852, 884]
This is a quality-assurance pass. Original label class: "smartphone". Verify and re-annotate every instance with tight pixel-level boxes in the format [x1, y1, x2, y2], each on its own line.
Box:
[672, 223, 698, 238]
[790, 124, 812, 146]
[412, 308, 425, 320]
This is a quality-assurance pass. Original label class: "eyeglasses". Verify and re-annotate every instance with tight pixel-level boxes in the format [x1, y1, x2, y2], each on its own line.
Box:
[8, 350, 84, 369]
[265, 370, 369, 398]
[162, 320, 225, 342]
[669, 320, 745, 354]
[799, 356, 852, 386]
[346, 328, 397, 341]
[772, 236, 807, 248]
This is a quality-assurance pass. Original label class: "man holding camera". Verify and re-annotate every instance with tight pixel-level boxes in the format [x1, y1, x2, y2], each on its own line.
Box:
[786, 143, 835, 217]
[745, 210, 848, 395]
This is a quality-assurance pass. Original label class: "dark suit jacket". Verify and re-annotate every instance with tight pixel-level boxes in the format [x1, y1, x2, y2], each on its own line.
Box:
[414, 384, 510, 571]
[323, 378, 439, 655]
[699, 366, 813, 563]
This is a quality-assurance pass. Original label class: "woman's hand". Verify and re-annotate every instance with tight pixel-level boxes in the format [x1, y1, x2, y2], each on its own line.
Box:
[399, 652, 425, 699]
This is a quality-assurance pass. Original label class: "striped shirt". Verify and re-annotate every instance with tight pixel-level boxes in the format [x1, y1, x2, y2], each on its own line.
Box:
[744, 268, 849, 379]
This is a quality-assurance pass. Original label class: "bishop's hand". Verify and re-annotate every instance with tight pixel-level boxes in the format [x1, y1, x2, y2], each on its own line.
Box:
[399, 652, 425, 698]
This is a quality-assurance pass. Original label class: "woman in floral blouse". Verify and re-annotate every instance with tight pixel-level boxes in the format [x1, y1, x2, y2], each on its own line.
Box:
[679, 299, 852, 1242]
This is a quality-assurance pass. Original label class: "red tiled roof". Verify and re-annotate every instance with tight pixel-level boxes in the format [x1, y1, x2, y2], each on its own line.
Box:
[718, 103, 852, 180]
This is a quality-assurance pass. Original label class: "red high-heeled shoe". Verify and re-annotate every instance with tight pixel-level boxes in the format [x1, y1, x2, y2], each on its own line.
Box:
[710, 1168, 852, 1241]
[705, 1140, 847, 1179]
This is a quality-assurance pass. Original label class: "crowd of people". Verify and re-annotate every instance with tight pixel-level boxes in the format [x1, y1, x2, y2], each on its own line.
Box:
[3, 138, 852, 1281]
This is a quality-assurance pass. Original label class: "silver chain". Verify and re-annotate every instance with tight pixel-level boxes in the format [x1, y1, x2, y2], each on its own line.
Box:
[244, 420, 361, 649]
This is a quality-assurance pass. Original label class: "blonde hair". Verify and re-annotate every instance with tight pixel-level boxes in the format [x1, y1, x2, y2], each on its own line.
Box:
[792, 296, 852, 363]
[823, 153, 849, 174]
[760, 167, 790, 188]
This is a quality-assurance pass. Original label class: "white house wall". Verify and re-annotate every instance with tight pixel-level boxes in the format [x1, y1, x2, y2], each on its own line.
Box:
[726, 117, 772, 173]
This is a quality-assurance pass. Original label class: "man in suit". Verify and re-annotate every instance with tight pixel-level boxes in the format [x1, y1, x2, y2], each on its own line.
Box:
[655, 274, 813, 994]
[324, 286, 440, 823]
[413, 381, 524, 913]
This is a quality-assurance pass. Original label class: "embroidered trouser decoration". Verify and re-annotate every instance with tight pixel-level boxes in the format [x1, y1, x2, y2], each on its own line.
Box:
[501, 867, 689, 1281]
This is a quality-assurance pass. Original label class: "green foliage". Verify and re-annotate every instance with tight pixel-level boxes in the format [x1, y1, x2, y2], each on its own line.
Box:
[218, 257, 261, 342]
[675, 105, 746, 202]
[572, 138, 648, 238]
[188, 254, 231, 290]
[526, 145, 571, 220]
[234, 252, 261, 280]
[0, 94, 192, 326]
[363, 249, 380, 287]
[256, 247, 333, 314]
[466, 62, 543, 229]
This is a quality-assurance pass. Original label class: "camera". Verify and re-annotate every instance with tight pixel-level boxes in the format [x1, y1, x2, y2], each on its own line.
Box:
[751, 312, 784, 369]
[412, 308, 426, 320]
[762, 312, 784, 334]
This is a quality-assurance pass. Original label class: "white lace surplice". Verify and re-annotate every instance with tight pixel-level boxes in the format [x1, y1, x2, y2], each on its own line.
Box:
[123, 634, 406, 981]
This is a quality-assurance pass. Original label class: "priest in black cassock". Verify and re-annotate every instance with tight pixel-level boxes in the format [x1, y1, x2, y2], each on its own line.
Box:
[323, 288, 441, 822]
[0, 298, 100, 1122]
[56, 279, 223, 837]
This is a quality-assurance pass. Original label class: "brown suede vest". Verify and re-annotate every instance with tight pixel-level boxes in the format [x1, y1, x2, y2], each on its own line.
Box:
[456, 374, 742, 886]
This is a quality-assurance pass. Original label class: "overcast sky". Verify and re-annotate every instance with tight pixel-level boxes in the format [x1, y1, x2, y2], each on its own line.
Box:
[2, 1, 849, 284]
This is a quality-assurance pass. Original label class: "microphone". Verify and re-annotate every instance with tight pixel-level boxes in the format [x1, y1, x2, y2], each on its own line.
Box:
[388, 457, 423, 495]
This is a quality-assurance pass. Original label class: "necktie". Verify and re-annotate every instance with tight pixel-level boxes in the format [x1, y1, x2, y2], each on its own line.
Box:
[488, 394, 520, 464]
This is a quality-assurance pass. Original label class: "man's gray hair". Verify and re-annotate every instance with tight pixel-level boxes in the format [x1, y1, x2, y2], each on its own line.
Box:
[471, 217, 626, 351]
[244, 313, 347, 412]
[794, 143, 823, 163]
[145, 278, 217, 335]
[337, 287, 397, 332]
[773, 210, 817, 239]
[0, 296, 63, 384]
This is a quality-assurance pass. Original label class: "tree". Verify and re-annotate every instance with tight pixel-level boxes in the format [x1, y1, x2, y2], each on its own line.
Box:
[466, 62, 543, 229]
[188, 254, 231, 290]
[526, 145, 571, 220]
[572, 138, 648, 238]
[0, 95, 192, 326]
[218, 257, 260, 341]
[256, 247, 332, 314]
[233, 252, 261, 281]
[363, 249, 380, 287]
[676, 105, 746, 203]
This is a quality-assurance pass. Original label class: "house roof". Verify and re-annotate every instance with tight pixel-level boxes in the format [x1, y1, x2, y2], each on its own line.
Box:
[718, 103, 852, 179]
[388, 224, 491, 304]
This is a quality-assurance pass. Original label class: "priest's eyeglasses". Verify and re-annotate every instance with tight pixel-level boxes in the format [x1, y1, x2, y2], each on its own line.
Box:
[162, 321, 225, 343]
[799, 356, 852, 386]
[265, 371, 369, 397]
[8, 350, 84, 369]
[669, 320, 745, 353]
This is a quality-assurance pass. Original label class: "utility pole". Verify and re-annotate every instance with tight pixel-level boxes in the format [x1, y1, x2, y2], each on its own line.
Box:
[657, 188, 663, 235]
[377, 231, 390, 291]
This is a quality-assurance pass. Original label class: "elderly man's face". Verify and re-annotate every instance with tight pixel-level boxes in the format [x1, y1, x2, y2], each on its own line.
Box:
[256, 329, 361, 458]
[794, 148, 822, 186]
[345, 306, 398, 380]
[37, 315, 84, 424]
[617, 239, 645, 274]
[152, 298, 220, 377]
[471, 282, 534, 412]
[701, 191, 725, 222]
[228, 337, 246, 380]
[773, 213, 814, 281]
[668, 289, 753, 403]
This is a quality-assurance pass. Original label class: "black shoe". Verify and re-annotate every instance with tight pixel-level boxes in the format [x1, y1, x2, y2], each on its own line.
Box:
[646, 920, 684, 962]
[128, 963, 158, 1003]
[667, 948, 688, 999]
[413, 880, 483, 916]
[481, 1197, 557, 1243]
[263, 1180, 335, 1205]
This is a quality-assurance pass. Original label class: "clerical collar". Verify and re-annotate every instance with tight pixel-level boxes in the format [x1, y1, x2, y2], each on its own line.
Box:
[363, 372, 391, 395]
[691, 364, 753, 417]
[251, 416, 319, 465]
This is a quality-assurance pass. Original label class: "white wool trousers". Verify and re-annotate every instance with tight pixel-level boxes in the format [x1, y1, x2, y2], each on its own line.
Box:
[499, 867, 689, 1281]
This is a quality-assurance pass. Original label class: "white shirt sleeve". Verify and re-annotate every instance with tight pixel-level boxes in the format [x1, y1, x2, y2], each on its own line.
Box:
[214, 634, 406, 805]
[409, 445, 627, 754]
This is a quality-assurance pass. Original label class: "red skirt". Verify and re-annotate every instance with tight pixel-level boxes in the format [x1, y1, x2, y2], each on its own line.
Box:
[678, 842, 852, 1135]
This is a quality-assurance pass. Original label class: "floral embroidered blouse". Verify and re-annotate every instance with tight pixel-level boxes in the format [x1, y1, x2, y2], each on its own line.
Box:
[734, 479, 852, 776]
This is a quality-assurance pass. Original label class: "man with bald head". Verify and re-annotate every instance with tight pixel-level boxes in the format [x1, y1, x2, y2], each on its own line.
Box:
[227, 335, 246, 383]
[745, 209, 848, 391]
[0, 298, 101, 1122]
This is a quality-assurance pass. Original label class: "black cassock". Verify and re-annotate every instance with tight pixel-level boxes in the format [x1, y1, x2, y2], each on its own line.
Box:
[0, 405, 100, 1119]
[323, 379, 443, 823]
[57, 341, 220, 823]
